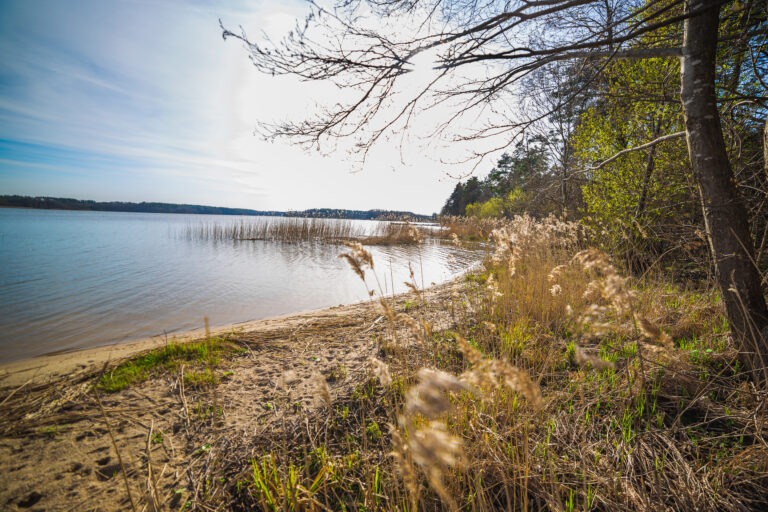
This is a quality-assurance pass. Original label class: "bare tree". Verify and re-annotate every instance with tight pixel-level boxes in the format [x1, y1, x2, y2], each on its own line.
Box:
[224, 0, 768, 382]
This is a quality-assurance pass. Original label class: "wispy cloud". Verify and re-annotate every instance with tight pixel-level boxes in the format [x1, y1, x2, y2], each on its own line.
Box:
[0, 0, 458, 213]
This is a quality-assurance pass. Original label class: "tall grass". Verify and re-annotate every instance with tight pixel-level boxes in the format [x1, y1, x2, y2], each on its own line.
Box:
[182, 217, 426, 245]
[214, 214, 768, 511]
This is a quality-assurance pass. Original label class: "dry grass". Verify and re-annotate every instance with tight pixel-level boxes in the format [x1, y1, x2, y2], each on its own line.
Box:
[3, 215, 768, 511]
[182, 217, 429, 245]
[439, 215, 508, 241]
[212, 215, 767, 510]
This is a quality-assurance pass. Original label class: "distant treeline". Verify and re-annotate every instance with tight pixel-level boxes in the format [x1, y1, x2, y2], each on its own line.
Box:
[0, 196, 434, 222]
[287, 208, 435, 222]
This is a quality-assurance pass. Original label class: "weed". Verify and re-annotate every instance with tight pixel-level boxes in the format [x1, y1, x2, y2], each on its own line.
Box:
[365, 421, 382, 442]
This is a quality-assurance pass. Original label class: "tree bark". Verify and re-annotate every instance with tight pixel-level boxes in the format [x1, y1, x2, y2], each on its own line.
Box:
[681, 0, 768, 382]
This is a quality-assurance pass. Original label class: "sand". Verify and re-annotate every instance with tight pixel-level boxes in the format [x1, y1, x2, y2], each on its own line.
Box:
[0, 305, 367, 390]
[0, 281, 464, 511]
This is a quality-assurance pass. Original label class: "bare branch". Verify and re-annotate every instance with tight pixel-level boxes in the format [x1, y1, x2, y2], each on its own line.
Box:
[589, 130, 686, 171]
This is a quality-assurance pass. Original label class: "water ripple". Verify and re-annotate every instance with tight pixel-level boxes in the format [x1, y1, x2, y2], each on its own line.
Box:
[0, 209, 482, 363]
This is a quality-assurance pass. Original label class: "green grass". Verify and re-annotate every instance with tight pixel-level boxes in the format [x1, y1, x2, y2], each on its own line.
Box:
[97, 337, 243, 393]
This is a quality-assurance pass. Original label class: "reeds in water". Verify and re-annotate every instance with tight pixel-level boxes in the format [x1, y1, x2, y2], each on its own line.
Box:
[182, 217, 427, 245]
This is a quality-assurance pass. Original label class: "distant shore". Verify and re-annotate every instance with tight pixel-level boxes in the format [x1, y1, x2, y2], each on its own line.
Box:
[0, 195, 435, 221]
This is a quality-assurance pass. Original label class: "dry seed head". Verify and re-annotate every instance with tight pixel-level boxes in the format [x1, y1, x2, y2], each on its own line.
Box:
[343, 241, 374, 268]
[603, 274, 632, 315]
[339, 253, 366, 281]
[310, 373, 332, 408]
[550, 284, 563, 297]
[397, 313, 424, 342]
[390, 428, 419, 500]
[421, 319, 432, 340]
[378, 298, 396, 324]
[573, 344, 615, 371]
[405, 420, 463, 511]
[405, 368, 467, 418]
[455, 334, 483, 365]
[408, 225, 422, 243]
[548, 264, 567, 283]
[462, 360, 543, 410]
[508, 256, 517, 277]
[280, 370, 300, 389]
[409, 420, 464, 470]
[635, 315, 673, 346]
[404, 281, 422, 299]
[368, 357, 392, 386]
[455, 334, 542, 408]
[572, 248, 613, 275]
[481, 321, 497, 333]
[486, 274, 504, 300]
[583, 280, 602, 302]
[339, 241, 374, 281]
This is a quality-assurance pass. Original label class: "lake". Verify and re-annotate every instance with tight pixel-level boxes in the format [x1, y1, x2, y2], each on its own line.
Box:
[0, 208, 479, 363]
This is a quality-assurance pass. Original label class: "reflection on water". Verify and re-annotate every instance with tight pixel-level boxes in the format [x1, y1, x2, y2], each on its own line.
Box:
[0, 209, 480, 363]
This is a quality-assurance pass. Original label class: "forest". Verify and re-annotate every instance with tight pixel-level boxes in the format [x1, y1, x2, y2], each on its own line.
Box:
[0, 195, 432, 221]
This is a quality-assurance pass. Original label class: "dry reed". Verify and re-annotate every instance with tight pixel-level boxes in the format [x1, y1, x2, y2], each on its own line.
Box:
[182, 217, 429, 245]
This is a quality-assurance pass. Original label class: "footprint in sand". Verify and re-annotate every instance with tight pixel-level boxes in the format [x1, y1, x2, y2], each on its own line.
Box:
[16, 491, 42, 508]
[95, 463, 123, 481]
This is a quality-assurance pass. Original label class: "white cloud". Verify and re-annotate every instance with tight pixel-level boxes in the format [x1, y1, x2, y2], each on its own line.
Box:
[0, 0, 476, 214]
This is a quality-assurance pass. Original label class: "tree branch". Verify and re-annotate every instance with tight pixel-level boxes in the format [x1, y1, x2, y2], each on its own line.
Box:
[589, 130, 686, 170]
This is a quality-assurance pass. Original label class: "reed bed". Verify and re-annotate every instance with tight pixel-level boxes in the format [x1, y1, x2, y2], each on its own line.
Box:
[182, 217, 427, 245]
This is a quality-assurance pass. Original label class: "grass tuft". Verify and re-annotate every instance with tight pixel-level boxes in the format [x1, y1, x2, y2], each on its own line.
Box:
[97, 337, 243, 393]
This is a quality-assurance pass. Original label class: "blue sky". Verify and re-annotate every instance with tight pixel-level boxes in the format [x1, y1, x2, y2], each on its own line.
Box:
[0, 0, 462, 214]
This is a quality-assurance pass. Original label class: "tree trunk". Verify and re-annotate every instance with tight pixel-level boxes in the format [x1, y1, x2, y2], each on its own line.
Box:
[681, 0, 768, 383]
[635, 117, 662, 220]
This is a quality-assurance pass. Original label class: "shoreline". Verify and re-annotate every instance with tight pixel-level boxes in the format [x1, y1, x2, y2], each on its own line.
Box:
[0, 281, 460, 390]
[0, 302, 366, 390]
[0, 273, 467, 511]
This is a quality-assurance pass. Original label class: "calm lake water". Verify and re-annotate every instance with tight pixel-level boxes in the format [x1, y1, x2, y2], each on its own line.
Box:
[0, 208, 479, 363]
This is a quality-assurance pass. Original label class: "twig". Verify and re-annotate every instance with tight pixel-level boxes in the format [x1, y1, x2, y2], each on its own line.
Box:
[179, 365, 190, 429]
[145, 420, 161, 512]
[0, 379, 31, 406]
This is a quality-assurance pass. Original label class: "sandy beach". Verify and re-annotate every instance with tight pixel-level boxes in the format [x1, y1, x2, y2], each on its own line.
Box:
[0, 281, 464, 511]
[0, 304, 369, 390]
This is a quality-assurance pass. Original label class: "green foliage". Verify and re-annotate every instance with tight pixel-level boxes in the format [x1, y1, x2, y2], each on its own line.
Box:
[97, 338, 242, 393]
[465, 196, 504, 218]
[465, 188, 528, 219]
[573, 56, 698, 263]
[442, 140, 550, 218]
